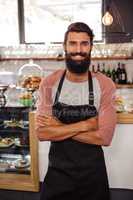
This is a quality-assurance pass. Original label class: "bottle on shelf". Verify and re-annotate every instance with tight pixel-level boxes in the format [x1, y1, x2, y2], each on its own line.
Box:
[116, 62, 122, 84]
[101, 63, 106, 75]
[91, 64, 96, 73]
[121, 63, 127, 84]
[106, 67, 112, 78]
[111, 67, 117, 83]
[91, 61, 129, 86]
[96, 63, 101, 73]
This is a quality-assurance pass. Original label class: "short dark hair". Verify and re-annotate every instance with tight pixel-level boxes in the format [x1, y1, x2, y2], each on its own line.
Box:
[64, 22, 94, 45]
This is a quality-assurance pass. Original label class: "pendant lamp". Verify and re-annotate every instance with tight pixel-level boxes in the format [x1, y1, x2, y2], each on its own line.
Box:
[102, 1, 113, 26]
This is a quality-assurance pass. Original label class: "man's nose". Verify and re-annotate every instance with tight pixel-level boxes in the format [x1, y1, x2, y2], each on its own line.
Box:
[76, 43, 82, 53]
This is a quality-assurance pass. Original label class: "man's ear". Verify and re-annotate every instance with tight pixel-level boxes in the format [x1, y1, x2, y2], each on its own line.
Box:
[90, 44, 93, 52]
[63, 43, 66, 52]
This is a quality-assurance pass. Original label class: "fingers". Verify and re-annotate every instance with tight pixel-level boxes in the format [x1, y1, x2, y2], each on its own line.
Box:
[35, 115, 49, 126]
[43, 115, 52, 120]
[35, 115, 60, 126]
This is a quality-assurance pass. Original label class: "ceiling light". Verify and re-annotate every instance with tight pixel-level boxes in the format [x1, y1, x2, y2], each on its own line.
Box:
[102, 10, 113, 26]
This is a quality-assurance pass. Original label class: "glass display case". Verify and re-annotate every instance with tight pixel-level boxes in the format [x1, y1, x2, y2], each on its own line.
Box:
[0, 107, 39, 191]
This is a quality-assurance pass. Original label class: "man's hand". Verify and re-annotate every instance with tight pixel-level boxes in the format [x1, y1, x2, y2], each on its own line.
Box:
[36, 115, 62, 127]
[85, 116, 98, 131]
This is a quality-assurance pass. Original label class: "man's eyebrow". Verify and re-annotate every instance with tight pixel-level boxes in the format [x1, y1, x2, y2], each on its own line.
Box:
[68, 40, 89, 42]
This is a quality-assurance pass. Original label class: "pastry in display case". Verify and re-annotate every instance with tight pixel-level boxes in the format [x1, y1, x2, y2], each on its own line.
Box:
[0, 107, 39, 191]
[18, 60, 42, 108]
[21, 76, 41, 90]
[116, 87, 133, 124]
[0, 137, 14, 148]
[0, 85, 8, 107]
[18, 59, 42, 89]
[116, 88, 133, 113]
[115, 95, 125, 113]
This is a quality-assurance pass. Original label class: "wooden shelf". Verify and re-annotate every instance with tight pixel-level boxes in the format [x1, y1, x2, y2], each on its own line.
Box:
[116, 84, 133, 89]
[0, 57, 64, 61]
[92, 56, 133, 60]
[0, 174, 38, 191]
[0, 56, 133, 61]
[117, 112, 133, 124]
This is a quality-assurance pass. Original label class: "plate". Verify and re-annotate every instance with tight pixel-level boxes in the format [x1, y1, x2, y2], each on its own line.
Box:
[4, 120, 29, 129]
[0, 141, 14, 148]
[14, 138, 29, 147]
[0, 138, 14, 148]
[14, 159, 30, 169]
[15, 143, 29, 148]
[4, 120, 23, 128]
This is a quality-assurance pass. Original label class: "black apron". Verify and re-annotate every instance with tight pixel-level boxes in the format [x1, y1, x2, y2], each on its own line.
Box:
[40, 70, 110, 200]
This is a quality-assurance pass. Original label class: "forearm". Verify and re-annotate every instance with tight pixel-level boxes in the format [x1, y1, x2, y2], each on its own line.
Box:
[72, 130, 104, 146]
[72, 124, 116, 146]
[36, 117, 97, 141]
[36, 121, 86, 141]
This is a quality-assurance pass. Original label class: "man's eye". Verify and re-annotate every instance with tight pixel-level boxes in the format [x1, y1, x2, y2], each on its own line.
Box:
[68, 41, 90, 46]
[81, 41, 90, 46]
[69, 42, 76, 46]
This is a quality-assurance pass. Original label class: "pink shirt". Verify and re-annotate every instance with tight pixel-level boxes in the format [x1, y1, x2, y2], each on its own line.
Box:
[36, 69, 117, 146]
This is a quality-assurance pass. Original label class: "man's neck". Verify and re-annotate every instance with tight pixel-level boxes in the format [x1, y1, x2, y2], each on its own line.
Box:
[66, 70, 88, 82]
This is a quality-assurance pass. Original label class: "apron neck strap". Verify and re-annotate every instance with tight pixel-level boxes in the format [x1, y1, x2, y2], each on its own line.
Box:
[54, 70, 66, 104]
[88, 71, 94, 106]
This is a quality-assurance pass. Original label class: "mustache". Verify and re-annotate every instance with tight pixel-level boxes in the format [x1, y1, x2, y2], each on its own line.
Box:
[67, 52, 88, 57]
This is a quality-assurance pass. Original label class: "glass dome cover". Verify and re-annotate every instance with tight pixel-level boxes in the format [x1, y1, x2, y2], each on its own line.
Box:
[18, 59, 43, 90]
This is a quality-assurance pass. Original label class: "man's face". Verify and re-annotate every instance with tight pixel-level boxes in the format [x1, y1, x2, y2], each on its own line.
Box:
[64, 32, 92, 74]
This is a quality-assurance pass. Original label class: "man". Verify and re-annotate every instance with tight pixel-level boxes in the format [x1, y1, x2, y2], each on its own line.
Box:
[36, 22, 116, 200]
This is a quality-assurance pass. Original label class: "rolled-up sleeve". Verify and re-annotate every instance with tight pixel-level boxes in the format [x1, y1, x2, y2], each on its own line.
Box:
[36, 78, 52, 116]
[96, 77, 117, 146]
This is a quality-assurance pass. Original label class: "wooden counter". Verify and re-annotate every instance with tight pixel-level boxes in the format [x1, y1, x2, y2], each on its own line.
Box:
[116, 84, 133, 89]
[117, 112, 133, 124]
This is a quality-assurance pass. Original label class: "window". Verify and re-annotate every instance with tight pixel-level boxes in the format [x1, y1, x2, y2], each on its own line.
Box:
[24, 0, 103, 43]
[0, 0, 103, 45]
[0, 0, 19, 45]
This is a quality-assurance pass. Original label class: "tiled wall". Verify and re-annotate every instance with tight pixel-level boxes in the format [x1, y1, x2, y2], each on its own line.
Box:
[0, 58, 133, 81]
[0, 57, 133, 111]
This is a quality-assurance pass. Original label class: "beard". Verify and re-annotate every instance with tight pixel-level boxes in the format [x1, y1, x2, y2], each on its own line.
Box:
[65, 52, 91, 75]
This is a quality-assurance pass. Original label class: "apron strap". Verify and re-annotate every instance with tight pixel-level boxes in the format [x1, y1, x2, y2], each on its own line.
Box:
[88, 71, 94, 106]
[54, 70, 66, 104]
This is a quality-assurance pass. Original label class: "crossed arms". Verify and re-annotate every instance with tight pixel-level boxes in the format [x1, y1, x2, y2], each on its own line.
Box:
[35, 76, 116, 146]
[35, 115, 101, 144]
